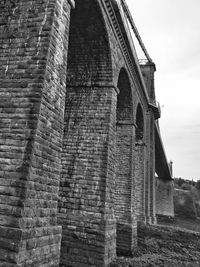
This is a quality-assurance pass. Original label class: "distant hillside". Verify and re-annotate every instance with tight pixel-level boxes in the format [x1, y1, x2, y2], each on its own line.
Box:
[173, 178, 200, 218]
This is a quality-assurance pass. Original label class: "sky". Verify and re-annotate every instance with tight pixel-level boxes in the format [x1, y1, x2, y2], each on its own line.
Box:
[126, 0, 200, 181]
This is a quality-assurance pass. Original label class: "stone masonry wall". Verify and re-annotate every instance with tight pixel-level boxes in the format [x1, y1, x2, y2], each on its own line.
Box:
[144, 110, 156, 224]
[58, 1, 116, 266]
[0, 0, 168, 265]
[115, 123, 137, 255]
[156, 178, 174, 218]
[140, 63, 157, 224]
[149, 110, 156, 224]
[115, 124, 133, 222]
[58, 86, 117, 267]
[135, 143, 145, 222]
[0, 0, 73, 265]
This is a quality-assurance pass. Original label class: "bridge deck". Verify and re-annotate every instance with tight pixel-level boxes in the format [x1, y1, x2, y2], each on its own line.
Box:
[155, 122, 172, 180]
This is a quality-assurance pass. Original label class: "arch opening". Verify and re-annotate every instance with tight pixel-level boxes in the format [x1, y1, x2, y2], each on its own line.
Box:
[116, 68, 133, 122]
[66, 0, 112, 85]
[115, 68, 137, 255]
[136, 104, 144, 141]
[135, 103, 146, 223]
[58, 1, 115, 266]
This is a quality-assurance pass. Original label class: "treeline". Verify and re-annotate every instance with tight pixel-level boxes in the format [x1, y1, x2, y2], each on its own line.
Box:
[174, 177, 200, 191]
[174, 177, 200, 219]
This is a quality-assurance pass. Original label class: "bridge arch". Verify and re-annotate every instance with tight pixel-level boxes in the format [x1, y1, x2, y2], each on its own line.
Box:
[66, 0, 113, 85]
[116, 68, 133, 121]
[135, 103, 146, 222]
[115, 67, 137, 255]
[136, 103, 144, 141]
[59, 1, 116, 265]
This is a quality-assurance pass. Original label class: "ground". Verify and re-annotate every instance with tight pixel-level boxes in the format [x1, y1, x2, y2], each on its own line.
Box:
[112, 217, 200, 267]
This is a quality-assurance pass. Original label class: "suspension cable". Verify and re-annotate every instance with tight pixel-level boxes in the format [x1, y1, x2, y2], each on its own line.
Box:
[120, 0, 153, 63]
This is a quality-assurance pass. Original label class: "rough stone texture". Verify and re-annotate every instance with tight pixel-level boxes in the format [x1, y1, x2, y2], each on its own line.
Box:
[135, 143, 145, 221]
[148, 111, 157, 224]
[115, 123, 137, 255]
[0, 0, 173, 266]
[58, 1, 116, 266]
[114, 68, 137, 255]
[144, 107, 156, 225]
[58, 86, 117, 267]
[135, 104, 146, 222]
[156, 178, 174, 218]
[140, 63, 158, 225]
[0, 0, 72, 265]
[140, 63, 156, 105]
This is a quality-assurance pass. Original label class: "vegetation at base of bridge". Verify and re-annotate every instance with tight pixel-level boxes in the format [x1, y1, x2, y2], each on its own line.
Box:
[174, 177, 200, 219]
[113, 221, 200, 267]
[112, 177, 200, 267]
[174, 177, 200, 190]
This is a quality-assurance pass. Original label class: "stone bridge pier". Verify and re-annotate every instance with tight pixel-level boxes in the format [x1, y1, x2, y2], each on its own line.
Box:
[0, 0, 173, 266]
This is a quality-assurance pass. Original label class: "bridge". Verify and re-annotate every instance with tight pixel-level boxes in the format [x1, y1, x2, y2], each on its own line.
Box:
[0, 0, 173, 266]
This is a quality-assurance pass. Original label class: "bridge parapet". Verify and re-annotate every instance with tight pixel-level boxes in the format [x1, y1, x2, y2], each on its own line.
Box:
[108, 0, 149, 103]
[108, 0, 162, 122]
[155, 122, 172, 181]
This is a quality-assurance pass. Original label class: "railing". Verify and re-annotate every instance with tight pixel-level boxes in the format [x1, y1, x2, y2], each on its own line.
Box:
[114, 0, 140, 62]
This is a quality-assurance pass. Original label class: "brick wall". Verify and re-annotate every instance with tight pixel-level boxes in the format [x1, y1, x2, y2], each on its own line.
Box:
[0, 0, 167, 265]
[134, 104, 146, 222]
[141, 63, 157, 224]
[0, 0, 73, 265]
[115, 124, 133, 222]
[149, 111, 157, 224]
[58, 1, 116, 266]
[140, 63, 156, 104]
[144, 110, 156, 224]
[135, 143, 145, 221]
[114, 68, 137, 255]
[115, 123, 137, 255]
[156, 178, 174, 218]
[59, 86, 117, 266]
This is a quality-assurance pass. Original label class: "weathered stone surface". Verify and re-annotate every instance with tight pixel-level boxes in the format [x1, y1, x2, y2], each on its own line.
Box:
[0, 0, 173, 266]
[0, 0, 72, 265]
[156, 178, 174, 218]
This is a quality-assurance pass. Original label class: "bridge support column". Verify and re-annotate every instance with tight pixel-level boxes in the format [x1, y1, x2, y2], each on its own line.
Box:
[0, 0, 73, 265]
[145, 110, 157, 224]
[156, 178, 174, 221]
[115, 122, 137, 255]
[59, 85, 117, 267]
[135, 142, 146, 223]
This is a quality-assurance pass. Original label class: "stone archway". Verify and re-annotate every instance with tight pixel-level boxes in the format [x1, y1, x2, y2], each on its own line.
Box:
[58, 1, 116, 266]
[135, 103, 146, 223]
[115, 68, 137, 255]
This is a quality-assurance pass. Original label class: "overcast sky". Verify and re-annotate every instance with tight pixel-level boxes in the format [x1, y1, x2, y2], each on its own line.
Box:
[126, 0, 200, 181]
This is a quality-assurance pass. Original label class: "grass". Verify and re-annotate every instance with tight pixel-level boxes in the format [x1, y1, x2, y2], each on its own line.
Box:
[158, 216, 200, 232]
[112, 217, 200, 267]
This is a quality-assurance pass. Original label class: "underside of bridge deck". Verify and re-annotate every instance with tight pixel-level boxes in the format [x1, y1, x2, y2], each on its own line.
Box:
[155, 122, 174, 219]
[155, 122, 172, 181]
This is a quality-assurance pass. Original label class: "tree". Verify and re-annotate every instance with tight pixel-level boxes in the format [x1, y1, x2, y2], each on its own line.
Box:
[196, 180, 200, 191]
[181, 183, 192, 191]
[174, 177, 185, 188]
